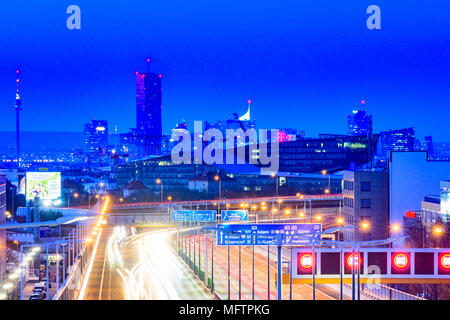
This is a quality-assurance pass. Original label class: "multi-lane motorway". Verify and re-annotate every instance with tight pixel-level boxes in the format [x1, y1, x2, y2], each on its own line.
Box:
[77, 204, 347, 300]
[80, 226, 214, 300]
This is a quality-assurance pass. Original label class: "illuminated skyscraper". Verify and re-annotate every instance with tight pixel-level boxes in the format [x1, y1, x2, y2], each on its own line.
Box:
[379, 127, 415, 155]
[347, 110, 372, 136]
[84, 120, 108, 155]
[135, 59, 162, 157]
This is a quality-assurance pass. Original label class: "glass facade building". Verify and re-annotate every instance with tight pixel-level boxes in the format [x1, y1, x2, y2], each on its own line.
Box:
[347, 110, 372, 136]
[83, 120, 108, 156]
[135, 71, 162, 157]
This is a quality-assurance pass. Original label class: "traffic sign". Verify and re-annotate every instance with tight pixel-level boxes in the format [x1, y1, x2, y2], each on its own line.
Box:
[216, 223, 322, 246]
[171, 210, 217, 222]
[291, 248, 450, 283]
[221, 210, 248, 222]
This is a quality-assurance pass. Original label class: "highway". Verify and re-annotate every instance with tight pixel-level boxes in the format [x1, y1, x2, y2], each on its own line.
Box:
[77, 204, 349, 300]
[80, 226, 214, 300]
[183, 233, 345, 300]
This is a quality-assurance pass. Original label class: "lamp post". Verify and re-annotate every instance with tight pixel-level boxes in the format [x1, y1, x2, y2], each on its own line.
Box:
[271, 173, 278, 197]
[214, 175, 221, 200]
[433, 225, 444, 247]
[336, 217, 344, 241]
[361, 221, 370, 242]
[156, 179, 163, 202]
[214, 175, 221, 218]
[321, 169, 330, 194]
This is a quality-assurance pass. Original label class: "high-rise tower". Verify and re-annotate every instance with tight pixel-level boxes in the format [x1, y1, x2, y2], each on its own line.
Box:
[135, 59, 162, 157]
[14, 70, 22, 165]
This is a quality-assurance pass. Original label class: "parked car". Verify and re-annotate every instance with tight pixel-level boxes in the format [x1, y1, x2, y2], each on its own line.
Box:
[34, 283, 46, 291]
[29, 292, 44, 300]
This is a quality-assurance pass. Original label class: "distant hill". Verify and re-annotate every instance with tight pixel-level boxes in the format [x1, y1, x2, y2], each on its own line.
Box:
[0, 131, 84, 152]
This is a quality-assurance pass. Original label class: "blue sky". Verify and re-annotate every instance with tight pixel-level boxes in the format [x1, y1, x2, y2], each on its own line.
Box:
[1, 1, 450, 141]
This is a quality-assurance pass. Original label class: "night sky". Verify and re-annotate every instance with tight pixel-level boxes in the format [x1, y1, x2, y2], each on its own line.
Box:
[1, 1, 450, 141]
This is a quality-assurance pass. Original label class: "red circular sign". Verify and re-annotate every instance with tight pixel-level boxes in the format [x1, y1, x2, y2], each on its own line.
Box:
[441, 254, 450, 269]
[346, 253, 360, 269]
[300, 254, 313, 269]
[393, 253, 409, 269]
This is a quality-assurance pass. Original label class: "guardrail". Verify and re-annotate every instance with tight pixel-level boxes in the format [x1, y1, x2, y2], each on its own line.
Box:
[52, 237, 94, 300]
[356, 283, 425, 300]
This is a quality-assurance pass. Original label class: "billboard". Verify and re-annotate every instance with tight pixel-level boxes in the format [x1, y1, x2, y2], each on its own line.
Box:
[17, 173, 26, 195]
[217, 223, 322, 246]
[26, 172, 61, 200]
[441, 181, 450, 215]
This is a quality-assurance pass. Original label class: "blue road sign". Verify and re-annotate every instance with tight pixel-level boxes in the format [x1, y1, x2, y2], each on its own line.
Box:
[221, 210, 248, 222]
[172, 210, 217, 222]
[216, 223, 322, 246]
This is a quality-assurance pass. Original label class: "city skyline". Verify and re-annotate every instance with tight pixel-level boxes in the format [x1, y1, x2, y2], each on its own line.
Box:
[1, 1, 450, 140]
[2, 1, 450, 304]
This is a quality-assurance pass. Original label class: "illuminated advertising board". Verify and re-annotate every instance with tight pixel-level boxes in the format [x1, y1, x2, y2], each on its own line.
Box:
[26, 172, 61, 200]
[441, 181, 450, 215]
[18, 173, 26, 195]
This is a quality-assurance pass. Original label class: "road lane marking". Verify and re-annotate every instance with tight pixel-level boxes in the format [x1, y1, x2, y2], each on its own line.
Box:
[78, 228, 103, 300]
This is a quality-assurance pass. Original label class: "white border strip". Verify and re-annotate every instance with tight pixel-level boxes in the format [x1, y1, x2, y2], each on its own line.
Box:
[78, 228, 103, 300]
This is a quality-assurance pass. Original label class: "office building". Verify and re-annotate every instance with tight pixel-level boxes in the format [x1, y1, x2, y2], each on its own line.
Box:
[84, 120, 108, 156]
[425, 136, 434, 155]
[347, 110, 372, 136]
[342, 169, 389, 241]
[135, 65, 162, 157]
[278, 134, 376, 173]
[389, 151, 450, 246]
[379, 127, 415, 156]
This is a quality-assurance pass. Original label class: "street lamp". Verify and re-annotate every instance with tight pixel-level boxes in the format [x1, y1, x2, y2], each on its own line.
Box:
[322, 169, 331, 193]
[271, 173, 278, 196]
[214, 175, 221, 200]
[433, 225, 444, 235]
[336, 217, 344, 241]
[156, 179, 163, 202]
[361, 222, 370, 230]
[361, 221, 370, 241]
